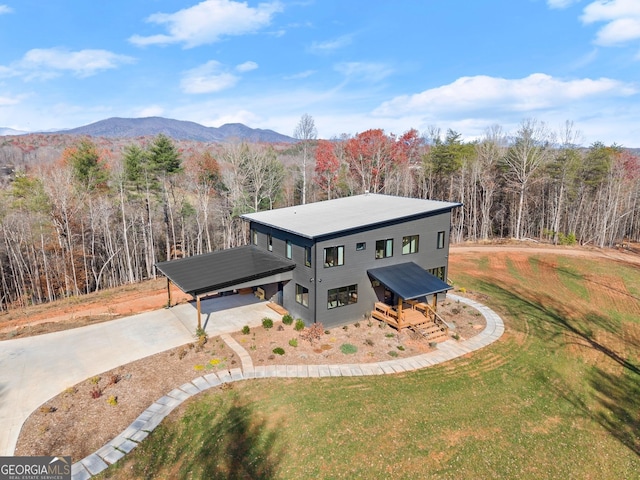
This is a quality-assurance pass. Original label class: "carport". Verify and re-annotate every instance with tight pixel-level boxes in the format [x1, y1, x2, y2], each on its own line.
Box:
[155, 245, 296, 329]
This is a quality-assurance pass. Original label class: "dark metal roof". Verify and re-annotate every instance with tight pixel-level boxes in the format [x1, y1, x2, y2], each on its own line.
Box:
[155, 245, 296, 297]
[367, 262, 452, 300]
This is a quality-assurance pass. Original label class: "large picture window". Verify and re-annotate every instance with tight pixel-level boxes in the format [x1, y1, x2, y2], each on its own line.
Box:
[402, 235, 419, 255]
[296, 284, 309, 307]
[323, 246, 344, 267]
[375, 239, 393, 259]
[327, 284, 358, 309]
[437, 231, 445, 249]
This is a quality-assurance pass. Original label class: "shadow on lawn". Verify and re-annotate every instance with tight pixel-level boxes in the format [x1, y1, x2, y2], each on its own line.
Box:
[475, 279, 640, 456]
[130, 395, 282, 479]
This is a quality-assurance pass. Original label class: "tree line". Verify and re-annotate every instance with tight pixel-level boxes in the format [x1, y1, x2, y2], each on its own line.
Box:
[0, 117, 638, 310]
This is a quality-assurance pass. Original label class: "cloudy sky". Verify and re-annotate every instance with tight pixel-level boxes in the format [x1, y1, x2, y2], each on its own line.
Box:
[0, 0, 639, 145]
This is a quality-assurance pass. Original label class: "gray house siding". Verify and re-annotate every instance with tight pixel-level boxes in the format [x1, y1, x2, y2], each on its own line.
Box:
[312, 212, 452, 328]
[247, 200, 455, 329]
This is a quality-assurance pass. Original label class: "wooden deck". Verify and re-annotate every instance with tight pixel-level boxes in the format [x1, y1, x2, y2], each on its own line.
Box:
[371, 300, 449, 341]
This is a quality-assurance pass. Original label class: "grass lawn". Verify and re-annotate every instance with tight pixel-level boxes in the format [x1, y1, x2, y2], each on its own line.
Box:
[99, 252, 640, 479]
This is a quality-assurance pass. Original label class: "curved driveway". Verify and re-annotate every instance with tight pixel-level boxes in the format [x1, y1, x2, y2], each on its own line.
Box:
[0, 295, 275, 456]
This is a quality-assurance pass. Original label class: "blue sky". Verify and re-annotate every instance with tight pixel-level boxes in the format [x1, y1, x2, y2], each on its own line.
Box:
[0, 0, 639, 145]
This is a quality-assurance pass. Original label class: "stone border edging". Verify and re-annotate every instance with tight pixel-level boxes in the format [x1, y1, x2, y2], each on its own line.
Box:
[71, 294, 503, 479]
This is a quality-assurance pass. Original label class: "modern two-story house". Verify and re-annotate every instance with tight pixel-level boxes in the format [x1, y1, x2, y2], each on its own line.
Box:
[156, 193, 461, 332]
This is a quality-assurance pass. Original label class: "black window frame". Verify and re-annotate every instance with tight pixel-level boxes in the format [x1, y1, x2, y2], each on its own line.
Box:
[267, 233, 273, 251]
[356, 242, 366, 251]
[304, 246, 312, 267]
[327, 284, 358, 309]
[375, 239, 393, 259]
[286, 240, 292, 259]
[323, 245, 344, 268]
[437, 231, 445, 249]
[402, 235, 419, 255]
[295, 283, 309, 307]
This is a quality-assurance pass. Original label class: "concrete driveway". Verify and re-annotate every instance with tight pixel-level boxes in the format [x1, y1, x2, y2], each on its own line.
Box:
[0, 294, 275, 456]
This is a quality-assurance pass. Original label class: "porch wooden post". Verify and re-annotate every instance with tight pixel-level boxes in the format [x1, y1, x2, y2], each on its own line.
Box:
[167, 278, 172, 307]
[196, 295, 202, 330]
[397, 297, 403, 327]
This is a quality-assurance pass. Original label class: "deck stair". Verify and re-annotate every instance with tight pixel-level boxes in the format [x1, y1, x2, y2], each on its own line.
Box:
[410, 321, 449, 342]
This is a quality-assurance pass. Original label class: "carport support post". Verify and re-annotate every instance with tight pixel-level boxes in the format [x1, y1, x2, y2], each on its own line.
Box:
[196, 295, 202, 331]
[167, 278, 172, 307]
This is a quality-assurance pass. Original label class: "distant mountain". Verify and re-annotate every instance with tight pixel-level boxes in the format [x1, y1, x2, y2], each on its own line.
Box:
[0, 127, 29, 136]
[45, 117, 295, 143]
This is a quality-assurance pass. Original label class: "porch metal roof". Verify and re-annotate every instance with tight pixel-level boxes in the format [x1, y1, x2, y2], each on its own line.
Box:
[155, 245, 296, 297]
[367, 262, 452, 300]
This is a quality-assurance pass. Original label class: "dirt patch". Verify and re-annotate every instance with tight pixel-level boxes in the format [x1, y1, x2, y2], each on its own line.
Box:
[14, 295, 484, 462]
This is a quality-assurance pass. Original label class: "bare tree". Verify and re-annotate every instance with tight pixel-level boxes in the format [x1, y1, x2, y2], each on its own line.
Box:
[293, 113, 317, 205]
[504, 119, 552, 239]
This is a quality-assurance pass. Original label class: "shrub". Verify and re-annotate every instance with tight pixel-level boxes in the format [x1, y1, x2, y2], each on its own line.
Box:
[458, 287, 467, 294]
[39, 406, 56, 414]
[365, 338, 374, 347]
[397, 345, 405, 351]
[453, 333, 460, 340]
[209, 359, 221, 366]
[262, 318, 274, 329]
[385, 333, 395, 338]
[195, 326, 207, 339]
[178, 348, 188, 360]
[388, 350, 399, 358]
[107, 395, 118, 406]
[107, 374, 121, 386]
[342, 325, 348, 331]
[90, 387, 102, 399]
[241, 325, 250, 335]
[282, 314, 294, 325]
[300, 323, 324, 344]
[354, 322, 360, 328]
[289, 338, 298, 347]
[277, 324, 285, 331]
[294, 319, 305, 331]
[89, 376, 100, 385]
[194, 364, 205, 371]
[272, 347, 285, 355]
[63, 387, 76, 396]
[340, 343, 358, 354]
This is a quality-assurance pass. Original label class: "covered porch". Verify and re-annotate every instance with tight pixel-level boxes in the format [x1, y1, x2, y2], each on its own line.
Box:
[368, 262, 453, 339]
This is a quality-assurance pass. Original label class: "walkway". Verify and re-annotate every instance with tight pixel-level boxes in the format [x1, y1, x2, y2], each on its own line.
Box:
[0, 294, 276, 457]
[70, 294, 504, 479]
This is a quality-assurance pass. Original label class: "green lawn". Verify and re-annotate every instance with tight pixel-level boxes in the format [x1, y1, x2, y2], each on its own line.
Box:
[100, 253, 640, 479]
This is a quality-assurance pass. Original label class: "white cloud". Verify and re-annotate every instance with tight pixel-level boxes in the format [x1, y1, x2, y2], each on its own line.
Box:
[283, 70, 316, 80]
[0, 4, 13, 14]
[180, 60, 239, 93]
[129, 0, 283, 48]
[201, 109, 261, 127]
[373, 73, 636, 117]
[334, 62, 393, 82]
[0, 95, 21, 106]
[0, 48, 135, 79]
[581, 0, 640, 46]
[547, 0, 581, 9]
[309, 35, 352, 53]
[136, 105, 165, 117]
[236, 61, 258, 72]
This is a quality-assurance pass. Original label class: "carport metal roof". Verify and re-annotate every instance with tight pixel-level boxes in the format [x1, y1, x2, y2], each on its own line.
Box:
[155, 245, 296, 297]
[367, 262, 452, 300]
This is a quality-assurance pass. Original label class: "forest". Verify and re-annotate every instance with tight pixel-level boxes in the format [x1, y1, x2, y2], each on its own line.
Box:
[0, 116, 639, 310]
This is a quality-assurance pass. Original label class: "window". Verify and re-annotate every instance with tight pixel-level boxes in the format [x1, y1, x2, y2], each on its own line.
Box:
[356, 242, 366, 251]
[402, 235, 419, 255]
[286, 240, 292, 259]
[429, 266, 446, 281]
[437, 231, 445, 249]
[251, 229, 257, 245]
[267, 233, 273, 251]
[305, 246, 312, 267]
[323, 246, 344, 267]
[296, 284, 309, 307]
[375, 239, 393, 259]
[327, 284, 358, 309]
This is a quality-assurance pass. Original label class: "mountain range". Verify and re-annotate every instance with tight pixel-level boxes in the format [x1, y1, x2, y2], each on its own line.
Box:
[1, 117, 295, 143]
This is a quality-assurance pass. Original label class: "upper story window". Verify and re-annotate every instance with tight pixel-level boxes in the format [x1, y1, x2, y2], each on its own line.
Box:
[323, 246, 344, 267]
[402, 235, 419, 255]
[375, 239, 393, 259]
[437, 231, 445, 249]
[251, 229, 257, 245]
[286, 240, 292, 259]
[356, 242, 366, 251]
[305, 246, 312, 267]
[267, 233, 273, 251]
